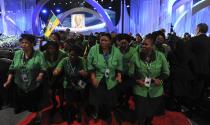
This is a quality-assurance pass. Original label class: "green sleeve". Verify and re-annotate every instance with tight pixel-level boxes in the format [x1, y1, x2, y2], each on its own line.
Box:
[56, 58, 66, 69]
[38, 51, 47, 72]
[87, 47, 95, 71]
[128, 55, 136, 76]
[81, 57, 87, 71]
[116, 49, 123, 71]
[82, 40, 88, 47]
[9, 50, 20, 71]
[9, 59, 15, 71]
[59, 49, 68, 57]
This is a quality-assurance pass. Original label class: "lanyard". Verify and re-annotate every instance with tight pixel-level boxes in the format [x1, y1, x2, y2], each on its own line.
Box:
[95, 45, 115, 67]
[145, 62, 152, 77]
[103, 53, 109, 67]
[67, 59, 76, 75]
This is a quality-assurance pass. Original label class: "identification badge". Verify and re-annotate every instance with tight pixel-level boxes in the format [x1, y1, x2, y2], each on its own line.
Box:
[21, 73, 29, 82]
[105, 68, 110, 78]
[144, 77, 151, 87]
[77, 80, 87, 89]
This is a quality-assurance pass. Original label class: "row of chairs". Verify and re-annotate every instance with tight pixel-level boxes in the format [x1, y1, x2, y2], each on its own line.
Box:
[0, 48, 14, 109]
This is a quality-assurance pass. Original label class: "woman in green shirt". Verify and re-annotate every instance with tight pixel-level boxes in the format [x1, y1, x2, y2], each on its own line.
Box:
[3, 34, 47, 114]
[43, 41, 67, 120]
[87, 33, 123, 123]
[116, 34, 138, 123]
[53, 45, 87, 123]
[129, 34, 170, 125]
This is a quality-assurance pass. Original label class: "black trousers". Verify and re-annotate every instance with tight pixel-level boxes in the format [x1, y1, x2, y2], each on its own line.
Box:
[64, 88, 84, 122]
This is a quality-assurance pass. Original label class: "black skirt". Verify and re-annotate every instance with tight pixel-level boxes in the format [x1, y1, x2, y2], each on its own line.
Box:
[88, 77, 118, 120]
[89, 77, 118, 108]
[134, 95, 165, 120]
[14, 84, 44, 113]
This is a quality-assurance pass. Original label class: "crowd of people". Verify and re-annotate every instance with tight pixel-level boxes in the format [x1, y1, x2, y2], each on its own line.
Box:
[0, 23, 210, 125]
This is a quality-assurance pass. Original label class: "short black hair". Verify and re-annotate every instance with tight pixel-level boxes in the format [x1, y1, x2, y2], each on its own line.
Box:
[69, 45, 82, 56]
[51, 32, 61, 41]
[100, 33, 112, 40]
[19, 34, 36, 46]
[46, 41, 59, 50]
[88, 36, 97, 42]
[117, 34, 131, 43]
[145, 33, 155, 44]
[184, 32, 191, 38]
[197, 23, 208, 34]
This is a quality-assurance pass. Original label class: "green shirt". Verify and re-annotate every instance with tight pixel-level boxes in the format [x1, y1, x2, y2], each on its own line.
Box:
[129, 49, 170, 97]
[87, 44, 123, 90]
[56, 57, 85, 88]
[122, 47, 138, 74]
[9, 50, 47, 92]
[44, 50, 67, 69]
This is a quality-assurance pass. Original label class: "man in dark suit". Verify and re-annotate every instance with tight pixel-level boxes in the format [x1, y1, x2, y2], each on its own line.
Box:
[188, 23, 209, 104]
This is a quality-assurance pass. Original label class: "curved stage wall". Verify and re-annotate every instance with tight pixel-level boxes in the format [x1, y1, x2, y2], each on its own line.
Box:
[0, 0, 210, 36]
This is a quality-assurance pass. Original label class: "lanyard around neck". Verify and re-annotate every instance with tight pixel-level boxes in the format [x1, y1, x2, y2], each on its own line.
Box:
[145, 62, 152, 77]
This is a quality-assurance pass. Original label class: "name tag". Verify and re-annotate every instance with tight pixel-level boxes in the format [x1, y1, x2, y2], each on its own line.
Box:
[21, 73, 29, 82]
[144, 77, 151, 87]
[105, 68, 110, 78]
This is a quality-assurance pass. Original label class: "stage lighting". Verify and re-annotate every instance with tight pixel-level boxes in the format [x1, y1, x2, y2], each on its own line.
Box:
[109, 6, 112, 9]
[56, 9, 61, 13]
[42, 9, 47, 14]
[127, 5, 130, 8]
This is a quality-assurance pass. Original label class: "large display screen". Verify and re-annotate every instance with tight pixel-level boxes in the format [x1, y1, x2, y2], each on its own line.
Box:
[71, 14, 85, 28]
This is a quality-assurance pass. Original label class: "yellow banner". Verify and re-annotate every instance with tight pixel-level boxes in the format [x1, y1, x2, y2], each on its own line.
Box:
[44, 14, 60, 38]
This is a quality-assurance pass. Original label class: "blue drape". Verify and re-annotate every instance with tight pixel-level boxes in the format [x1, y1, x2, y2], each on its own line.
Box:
[0, 0, 35, 35]
[130, 0, 161, 35]
[116, 0, 130, 34]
